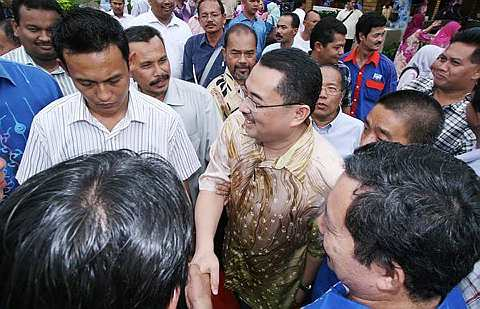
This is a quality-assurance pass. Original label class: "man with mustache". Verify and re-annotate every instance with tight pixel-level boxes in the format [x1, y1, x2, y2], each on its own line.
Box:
[16, 8, 200, 190]
[341, 12, 397, 121]
[127, 0, 192, 79]
[182, 0, 226, 87]
[207, 23, 257, 120]
[126, 25, 221, 201]
[404, 28, 480, 156]
[2, 0, 76, 95]
[261, 13, 299, 55]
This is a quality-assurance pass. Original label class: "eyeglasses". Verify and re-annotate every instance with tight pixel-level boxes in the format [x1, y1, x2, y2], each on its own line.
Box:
[321, 85, 342, 96]
[243, 94, 306, 113]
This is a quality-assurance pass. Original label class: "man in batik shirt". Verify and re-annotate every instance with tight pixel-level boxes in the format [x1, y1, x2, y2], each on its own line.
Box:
[192, 48, 344, 308]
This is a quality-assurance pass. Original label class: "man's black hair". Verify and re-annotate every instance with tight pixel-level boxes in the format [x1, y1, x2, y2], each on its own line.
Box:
[310, 16, 347, 50]
[260, 48, 321, 115]
[53, 7, 129, 67]
[282, 12, 300, 29]
[125, 25, 164, 45]
[0, 150, 193, 309]
[197, 0, 225, 15]
[12, 0, 63, 24]
[345, 142, 480, 301]
[355, 12, 387, 42]
[224, 23, 258, 49]
[451, 27, 480, 64]
[377, 90, 444, 145]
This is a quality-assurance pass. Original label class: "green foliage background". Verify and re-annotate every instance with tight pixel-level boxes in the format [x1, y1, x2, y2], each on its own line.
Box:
[57, 0, 99, 11]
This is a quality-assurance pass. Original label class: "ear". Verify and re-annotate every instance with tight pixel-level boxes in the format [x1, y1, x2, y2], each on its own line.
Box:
[222, 47, 227, 59]
[471, 65, 480, 81]
[128, 51, 137, 73]
[358, 32, 366, 43]
[314, 41, 323, 52]
[375, 262, 405, 294]
[12, 20, 19, 38]
[290, 104, 311, 127]
[167, 287, 181, 309]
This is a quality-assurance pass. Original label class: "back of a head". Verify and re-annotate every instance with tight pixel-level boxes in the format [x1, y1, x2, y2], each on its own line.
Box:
[260, 48, 321, 114]
[0, 150, 193, 309]
[345, 141, 480, 301]
[224, 23, 258, 49]
[377, 90, 444, 145]
[355, 12, 387, 42]
[53, 7, 129, 66]
[450, 27, 480, 65]
[310, 16, 347, 50]
[12, 0, 64, 23]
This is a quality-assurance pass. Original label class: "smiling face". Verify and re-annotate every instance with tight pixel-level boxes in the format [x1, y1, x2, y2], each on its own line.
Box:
[13, 6, 61, 63]
[129, 36, 171, 102]
[64, 44, 130, 119]
[431, 42, 480, 92]
[359, 26, 385, 52]
[149, 0, 175, 22]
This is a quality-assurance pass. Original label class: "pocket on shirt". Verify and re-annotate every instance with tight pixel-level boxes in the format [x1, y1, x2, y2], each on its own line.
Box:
[364, 79, 385, 103]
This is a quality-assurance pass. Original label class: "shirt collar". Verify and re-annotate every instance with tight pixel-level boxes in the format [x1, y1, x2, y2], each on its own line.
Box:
[16, 46, 66, 75]
[200, 33, 225, 48]
[457, 147, 480, 163]
[163, 78, 185, 106]
[68, 90, 149, 126]
[238, 12, 257, 22]
[146, 10, 182, 27]
[0, 61, 14, 85]
[343, 47, 381, 67]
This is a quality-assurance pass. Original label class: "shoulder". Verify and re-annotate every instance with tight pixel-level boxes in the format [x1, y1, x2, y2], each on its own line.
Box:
[379, 53, 395, 68]
[34, 93, 82, 119]
[338, 112, 364, 129]
[1, 47, 22, 61]
[172, 78, 212, 98]
[127, 11, 152, 26]
[0, 59, 49, 82]
[131, 89, 178, 116]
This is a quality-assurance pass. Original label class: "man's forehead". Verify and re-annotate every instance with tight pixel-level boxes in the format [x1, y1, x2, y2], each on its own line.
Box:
[445, 42, 477, 61]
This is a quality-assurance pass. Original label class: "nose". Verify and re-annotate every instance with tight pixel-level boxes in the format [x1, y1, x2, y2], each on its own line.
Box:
[38, 30, 52, 42]
[96, 83, 112, 102]
[319, 87, 328, 98]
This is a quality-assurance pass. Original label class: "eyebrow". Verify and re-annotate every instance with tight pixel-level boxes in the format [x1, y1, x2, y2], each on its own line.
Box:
[378, 127, 392, 139]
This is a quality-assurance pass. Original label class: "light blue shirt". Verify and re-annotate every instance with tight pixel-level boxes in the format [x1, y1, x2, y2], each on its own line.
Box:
[313, 110, 364, 158]
[457, 148, 480, 176]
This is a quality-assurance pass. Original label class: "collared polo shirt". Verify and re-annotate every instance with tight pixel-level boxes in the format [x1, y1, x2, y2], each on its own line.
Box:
[163, 78, 222, 200]
[108, 10, 133, 28]
[16, 88, 200, 184]
[305, 282, 467, 308]
[313, 110, 363, 158]
[0, 59, 62, 195]
[127, 11, 193, 79]
[341, 47, 397, 121]
[226, 12, 273, 59]
[182, 33, 225, 87]
[1, 46, 77, 95]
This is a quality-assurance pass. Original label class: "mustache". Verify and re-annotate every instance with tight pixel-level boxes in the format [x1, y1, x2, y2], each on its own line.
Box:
[149, 75, 169, 86]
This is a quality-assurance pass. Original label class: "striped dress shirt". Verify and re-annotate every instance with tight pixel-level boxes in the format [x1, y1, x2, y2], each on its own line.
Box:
[16, 89, 200, 183]
[1, 46, 77, 95]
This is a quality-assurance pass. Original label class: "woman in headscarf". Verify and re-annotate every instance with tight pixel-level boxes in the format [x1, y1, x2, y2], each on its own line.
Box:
[397, 44, 444, 89]
[394, 19, 460, 76]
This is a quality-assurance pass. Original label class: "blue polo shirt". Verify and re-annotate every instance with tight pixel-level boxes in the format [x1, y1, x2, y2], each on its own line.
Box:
[182, 33, 225, 87]
[0, 59, 62, 196]
[305, 282, 467, 308]
[226, 12, 272, 59]
[341, 48, 397, 121]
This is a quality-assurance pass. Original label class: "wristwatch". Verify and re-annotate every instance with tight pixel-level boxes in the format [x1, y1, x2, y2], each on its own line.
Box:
[299, 280, 312, 293]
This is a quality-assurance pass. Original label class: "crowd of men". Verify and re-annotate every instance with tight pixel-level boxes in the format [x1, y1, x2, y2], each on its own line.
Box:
[1, 0, 480, 308]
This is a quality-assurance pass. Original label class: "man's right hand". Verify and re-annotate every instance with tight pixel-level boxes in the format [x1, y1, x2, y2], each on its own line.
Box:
[191, 251, 220, 295]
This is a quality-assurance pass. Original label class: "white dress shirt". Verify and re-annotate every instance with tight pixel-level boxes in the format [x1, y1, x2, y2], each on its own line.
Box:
[127, 11, 192, 79]
[2, 46, 77, 95]
[293, 31, 311, 52]
[336, 9, 363, 40]
[16, 88, 200, 183]
[163, 78, 221, 200]
[312, 110, 364, 158]
[262, 40, 306, 55]
[108, 10, 133, 28]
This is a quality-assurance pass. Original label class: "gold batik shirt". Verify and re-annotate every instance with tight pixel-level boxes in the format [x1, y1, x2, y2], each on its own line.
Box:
[207, 67, 244, 121]
[199, 111, 344, 308]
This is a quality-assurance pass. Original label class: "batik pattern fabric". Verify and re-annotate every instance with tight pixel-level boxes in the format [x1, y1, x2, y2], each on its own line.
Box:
[207, 67, 244, 121]
[199, 112, 344, 308]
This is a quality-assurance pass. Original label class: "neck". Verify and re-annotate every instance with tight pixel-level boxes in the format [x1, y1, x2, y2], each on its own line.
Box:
[87, 99, 128, 132]
[139, 85, 167, 102]
[281, 39, 294, 48]
[433, 86, 471, 107]
[263, 123, 307, 160]
[301, 29, 310, 41]
[115, 12, 124, 17]
[356, 45, 374, 67]
[206, 30, 223, 47]
[243, 10, 256, 20]
[350, 294, 441, 309]
[157, 13, 173, 25]
[313, 108, 339, 128]
[29, 54, 59, 72]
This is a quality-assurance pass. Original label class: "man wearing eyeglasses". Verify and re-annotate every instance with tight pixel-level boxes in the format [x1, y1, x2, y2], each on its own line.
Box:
[182, 0, 226, 87]
[312, 64, 363, 158]
[192, 48, 344, 308]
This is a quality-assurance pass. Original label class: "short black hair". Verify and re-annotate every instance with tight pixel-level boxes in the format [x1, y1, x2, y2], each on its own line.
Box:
[355, 12, 387, 42]
[53, 7, 129, 67]
[310, 16, 347, 50]
[260, 48, 321, 114]
[0, 150, 193, 309]
[125, 25, 164, 46]
[345, 142, 480, 301]
[0, 19, 19, 46]
[12, 0, 63, 23]
[197, 0, 225, 15]
[294, 0, 305, 9]
[282, 13, 300, 29]
[224, 23, 257, 49]
[451, 27, 480, 64]
[305, 9, 321, 20]
[377, 90, 444, 145]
